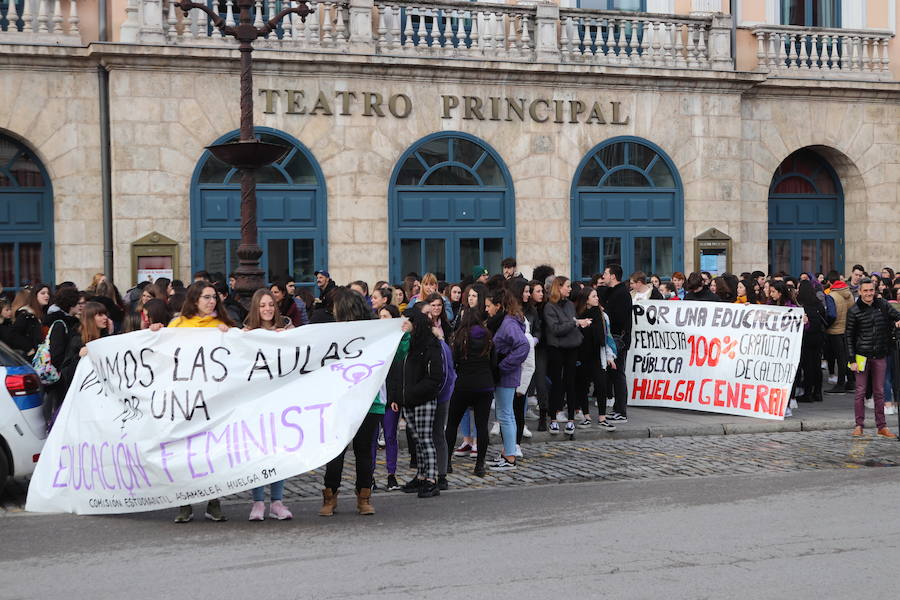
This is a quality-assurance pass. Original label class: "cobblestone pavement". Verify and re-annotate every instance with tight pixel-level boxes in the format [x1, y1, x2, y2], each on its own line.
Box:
[6, 428, 897, 514]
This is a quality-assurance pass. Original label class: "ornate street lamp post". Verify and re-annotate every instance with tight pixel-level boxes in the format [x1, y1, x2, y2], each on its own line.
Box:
[177, 0, 313, 306]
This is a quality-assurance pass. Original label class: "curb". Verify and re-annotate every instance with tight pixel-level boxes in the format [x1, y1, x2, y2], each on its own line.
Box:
[393, 417, 855, 450]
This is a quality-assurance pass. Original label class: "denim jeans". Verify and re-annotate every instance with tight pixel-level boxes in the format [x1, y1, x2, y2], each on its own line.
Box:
[371, 406, 400, 476]
[494, 386, 517, 457]
[252, 480, 285, 502]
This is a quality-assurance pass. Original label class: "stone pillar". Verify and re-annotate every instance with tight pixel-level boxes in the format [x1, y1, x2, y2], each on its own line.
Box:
[120, 0, 141, 42]
[138, 0, 166, 44]
[707, 13, 733, 71]
[535, 3, 559, 63]
[348, 0, 375, 53]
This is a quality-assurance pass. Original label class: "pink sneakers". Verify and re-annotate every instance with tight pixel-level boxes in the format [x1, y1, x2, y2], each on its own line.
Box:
[248, 501, 265, 521]
[268, 500, 293, 520]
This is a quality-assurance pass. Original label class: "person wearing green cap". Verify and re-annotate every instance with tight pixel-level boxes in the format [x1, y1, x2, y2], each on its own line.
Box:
[472, 266, 489, 284]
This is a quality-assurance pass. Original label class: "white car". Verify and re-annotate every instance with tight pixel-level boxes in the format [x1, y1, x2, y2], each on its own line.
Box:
[0, 342, 46, 487]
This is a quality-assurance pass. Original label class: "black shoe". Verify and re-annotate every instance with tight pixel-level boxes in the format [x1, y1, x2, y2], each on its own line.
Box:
[606, 412, 628, 423]
[474, 462, 486, 477]
[386, 474, 401, 491]
[437, 475, 448, 491]
[371, 480, 379, 491]
[825, 385, 846, 394]
[796, 395, 814, 403]
[417, 481, 440, 498]
[537, 418, 547, 432]
[401, 478, 423, 493]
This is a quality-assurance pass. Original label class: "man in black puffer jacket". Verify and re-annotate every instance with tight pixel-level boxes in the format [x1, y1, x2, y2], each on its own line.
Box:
[845, 278, 900, 438]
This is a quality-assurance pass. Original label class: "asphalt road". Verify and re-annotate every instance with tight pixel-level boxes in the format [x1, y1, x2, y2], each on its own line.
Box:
[2, 466, 899, 600]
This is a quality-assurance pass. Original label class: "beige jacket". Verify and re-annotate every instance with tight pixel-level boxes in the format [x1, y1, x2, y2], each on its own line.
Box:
[826, 286, 853, 335]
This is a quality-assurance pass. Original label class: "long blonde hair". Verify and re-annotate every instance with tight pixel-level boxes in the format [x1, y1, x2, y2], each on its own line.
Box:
[548, 276, 570, 304]
[244, 289, 283, 331]
[87, 273, 105, 293]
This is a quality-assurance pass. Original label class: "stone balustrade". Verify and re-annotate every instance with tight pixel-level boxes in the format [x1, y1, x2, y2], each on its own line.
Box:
[751, 25, 893, 80]
[557, 8, 721, 69]
[0, 0, 81, 43]
[371, 0, 535, 60]
[117, 0, 731, 71]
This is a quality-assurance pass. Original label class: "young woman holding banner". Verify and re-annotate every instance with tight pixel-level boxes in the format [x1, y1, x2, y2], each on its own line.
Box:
[243, 289, 294, 521]
[162, 281, 234, 523]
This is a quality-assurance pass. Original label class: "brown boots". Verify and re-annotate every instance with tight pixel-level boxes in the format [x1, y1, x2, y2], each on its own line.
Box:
[320, 488, 375, 516]
[319, 488, 338, 517]
[356, 488, 375, 515]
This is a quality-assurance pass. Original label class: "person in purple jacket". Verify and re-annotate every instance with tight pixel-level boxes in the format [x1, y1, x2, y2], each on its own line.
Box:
[484, 288, 530, 470]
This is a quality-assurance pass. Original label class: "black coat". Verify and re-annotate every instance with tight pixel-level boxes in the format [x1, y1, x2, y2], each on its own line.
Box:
[401, 337, 444, 408]
[801, 301, 827, 341]
[8, 308, 43, 357]
[603, 282, 633, 350]
[685, 288, 720, 302]
[44, 312, 81, 371]
[578, 306, 606, 365]
[0, 320, 13, 348]
[452, 325, 494, 393]
[846, 297, 900, 359]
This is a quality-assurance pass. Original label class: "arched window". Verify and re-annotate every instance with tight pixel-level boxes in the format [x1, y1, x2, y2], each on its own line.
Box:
[572, 137, 682, 280]
[389, 133, 514, 282]
[0, 134, 53, 289]
[768, 148, 843, 275]
[190, 128, 326, 288]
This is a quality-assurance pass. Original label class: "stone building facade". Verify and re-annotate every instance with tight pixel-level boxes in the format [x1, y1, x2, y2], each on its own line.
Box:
[0, 0, 897, 289]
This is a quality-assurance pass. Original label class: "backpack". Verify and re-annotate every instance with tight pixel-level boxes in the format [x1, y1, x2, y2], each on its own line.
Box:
[822, 294, 837, 328]
[32, 320, 68, 385]
[437, 340, 457, 404]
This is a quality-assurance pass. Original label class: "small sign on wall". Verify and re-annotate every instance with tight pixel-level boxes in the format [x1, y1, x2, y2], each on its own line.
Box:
[131, 232, 180, 286]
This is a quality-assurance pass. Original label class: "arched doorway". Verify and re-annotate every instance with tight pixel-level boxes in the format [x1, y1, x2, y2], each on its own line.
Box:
[190, 128, 327, 288]
[0, 134, 54, 289]
[768, 148, 844, 275]
[389, 132, 515, 282]
[572, 136, 683, 280]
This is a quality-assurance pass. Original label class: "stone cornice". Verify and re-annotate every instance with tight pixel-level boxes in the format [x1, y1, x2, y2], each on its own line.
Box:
[1, 42, 898, 100]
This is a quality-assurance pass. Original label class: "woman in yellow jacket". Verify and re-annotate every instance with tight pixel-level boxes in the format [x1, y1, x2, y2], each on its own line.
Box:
[153, 280, 235, 522]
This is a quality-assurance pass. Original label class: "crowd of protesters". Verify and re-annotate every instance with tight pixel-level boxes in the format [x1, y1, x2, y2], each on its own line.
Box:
[2, 259, 898, 522]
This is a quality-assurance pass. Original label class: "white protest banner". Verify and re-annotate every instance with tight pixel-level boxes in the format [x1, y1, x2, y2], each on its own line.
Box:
[26, 319, 403, 514]
[626, 301, 804, 420]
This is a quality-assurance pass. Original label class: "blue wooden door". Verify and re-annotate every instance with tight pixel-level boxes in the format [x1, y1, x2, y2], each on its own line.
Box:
[390, 133, 514, 282]
[0, 135, 54, 289]
[191, 129, 326, 288]
[768, 150, 843, 275]
[572, 138, 683, 281]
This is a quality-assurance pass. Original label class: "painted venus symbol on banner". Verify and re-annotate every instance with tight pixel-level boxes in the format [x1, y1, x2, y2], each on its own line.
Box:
[26, 320, 404, 515]
[626, 301, 805, 420]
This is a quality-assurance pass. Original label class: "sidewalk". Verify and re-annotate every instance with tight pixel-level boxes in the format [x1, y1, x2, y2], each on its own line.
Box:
[486, 390, 892, 445]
